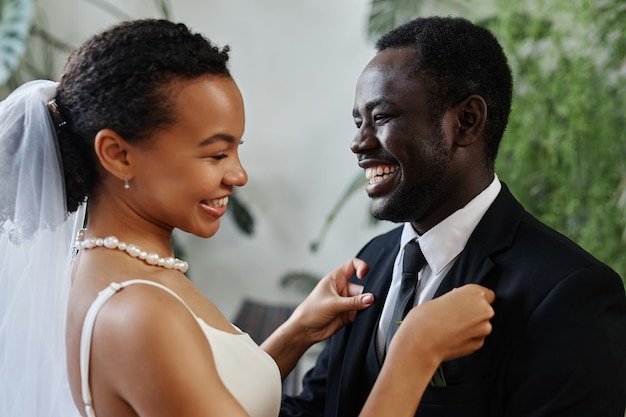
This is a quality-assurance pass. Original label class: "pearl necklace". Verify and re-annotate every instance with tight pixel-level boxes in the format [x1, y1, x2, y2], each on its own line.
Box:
[75, 231, 188, 273]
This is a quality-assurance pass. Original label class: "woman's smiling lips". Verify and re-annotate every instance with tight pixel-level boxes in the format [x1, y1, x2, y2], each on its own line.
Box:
[200, 195, 229, 217]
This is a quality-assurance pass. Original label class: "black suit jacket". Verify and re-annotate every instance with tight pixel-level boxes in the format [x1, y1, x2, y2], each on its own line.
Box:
[280, 184, 626, 417]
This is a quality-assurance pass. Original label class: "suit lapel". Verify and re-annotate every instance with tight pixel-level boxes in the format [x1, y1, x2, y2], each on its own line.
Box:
[435, 183, 523, 297]
[434, 243, 495, 296]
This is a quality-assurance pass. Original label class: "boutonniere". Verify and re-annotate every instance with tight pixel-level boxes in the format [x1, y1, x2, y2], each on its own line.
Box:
[429, 364, 447, 388]
[395, 320, 447, 388]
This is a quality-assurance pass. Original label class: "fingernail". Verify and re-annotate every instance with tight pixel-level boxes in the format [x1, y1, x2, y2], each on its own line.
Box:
[362, 294, 374, 304]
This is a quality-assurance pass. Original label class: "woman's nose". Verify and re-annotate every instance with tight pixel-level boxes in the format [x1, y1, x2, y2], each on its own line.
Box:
[225, 157, 248, 187]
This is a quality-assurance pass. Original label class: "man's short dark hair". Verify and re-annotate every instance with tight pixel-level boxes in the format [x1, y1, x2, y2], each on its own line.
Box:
[376, 16, 513, 167]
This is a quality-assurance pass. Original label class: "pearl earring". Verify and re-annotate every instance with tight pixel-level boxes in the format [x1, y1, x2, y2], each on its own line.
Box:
[124, 175, 130, 189]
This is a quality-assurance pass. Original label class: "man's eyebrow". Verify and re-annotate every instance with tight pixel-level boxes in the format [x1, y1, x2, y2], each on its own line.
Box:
[198, 134, 237, 147]
[353, 98, 393, 117]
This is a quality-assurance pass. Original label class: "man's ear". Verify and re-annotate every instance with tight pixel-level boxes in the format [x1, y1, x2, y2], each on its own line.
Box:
[454, 95, 487, 147]
[93, 128, 133, 181]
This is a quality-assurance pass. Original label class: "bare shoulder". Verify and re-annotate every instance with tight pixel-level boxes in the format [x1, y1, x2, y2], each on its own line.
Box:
[89, 282, 209, 380]
[87, 282, 246, 416]
[94, 281, 197, 339]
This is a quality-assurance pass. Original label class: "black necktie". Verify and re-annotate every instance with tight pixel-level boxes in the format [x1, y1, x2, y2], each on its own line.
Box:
[385, 240, 426, 354]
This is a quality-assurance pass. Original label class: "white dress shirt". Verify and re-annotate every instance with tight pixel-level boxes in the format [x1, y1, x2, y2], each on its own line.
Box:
[375, 175, 502, 359]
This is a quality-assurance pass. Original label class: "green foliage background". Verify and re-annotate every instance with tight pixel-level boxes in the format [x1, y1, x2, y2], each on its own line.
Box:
[487, 1, 625, 284]
[363, 0, 626, 284]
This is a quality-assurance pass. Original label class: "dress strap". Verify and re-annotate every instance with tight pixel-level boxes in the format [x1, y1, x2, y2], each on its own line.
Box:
[79, 279, 196, 417]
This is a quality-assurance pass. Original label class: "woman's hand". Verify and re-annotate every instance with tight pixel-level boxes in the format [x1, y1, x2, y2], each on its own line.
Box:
[287, 257, 374, 344]
[262, 258, 373, 378]
[389, 284, 495, 364]
[359, 284, 495, 417]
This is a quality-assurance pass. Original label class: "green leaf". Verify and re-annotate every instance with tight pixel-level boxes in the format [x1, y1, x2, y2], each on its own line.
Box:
[0, 0, 34, 84]
[429, 365, 447, 388]
[229, 190, 255, 236]
[153, 0, 171, 19]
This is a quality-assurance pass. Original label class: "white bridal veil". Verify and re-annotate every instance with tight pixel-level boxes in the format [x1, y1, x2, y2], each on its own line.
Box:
[0, 80, 84, 417]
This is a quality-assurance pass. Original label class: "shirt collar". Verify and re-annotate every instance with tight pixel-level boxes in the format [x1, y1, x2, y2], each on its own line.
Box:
[400, 174, 501, 274]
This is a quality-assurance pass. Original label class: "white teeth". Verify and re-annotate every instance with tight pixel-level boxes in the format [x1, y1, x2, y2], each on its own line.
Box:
[206, 196, 228, 208]
[365, 166, 397, 184]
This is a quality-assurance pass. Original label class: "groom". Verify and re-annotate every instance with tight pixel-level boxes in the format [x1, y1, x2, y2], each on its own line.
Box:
[280, 16, 626, 417]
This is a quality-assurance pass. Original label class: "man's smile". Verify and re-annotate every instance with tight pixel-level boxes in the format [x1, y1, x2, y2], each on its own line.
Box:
[365, 165, 398, 184]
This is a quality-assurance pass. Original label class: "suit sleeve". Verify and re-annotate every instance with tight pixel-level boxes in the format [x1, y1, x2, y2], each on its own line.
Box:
[504, 265, 626, 416]
[279, 339, 331, 417]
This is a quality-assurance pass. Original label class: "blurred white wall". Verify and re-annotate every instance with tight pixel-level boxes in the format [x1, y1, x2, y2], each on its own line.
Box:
[35, 0, 397, 319]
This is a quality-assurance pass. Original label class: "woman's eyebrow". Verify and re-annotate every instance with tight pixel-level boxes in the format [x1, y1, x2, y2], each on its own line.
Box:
[198, 134, 236, 147]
